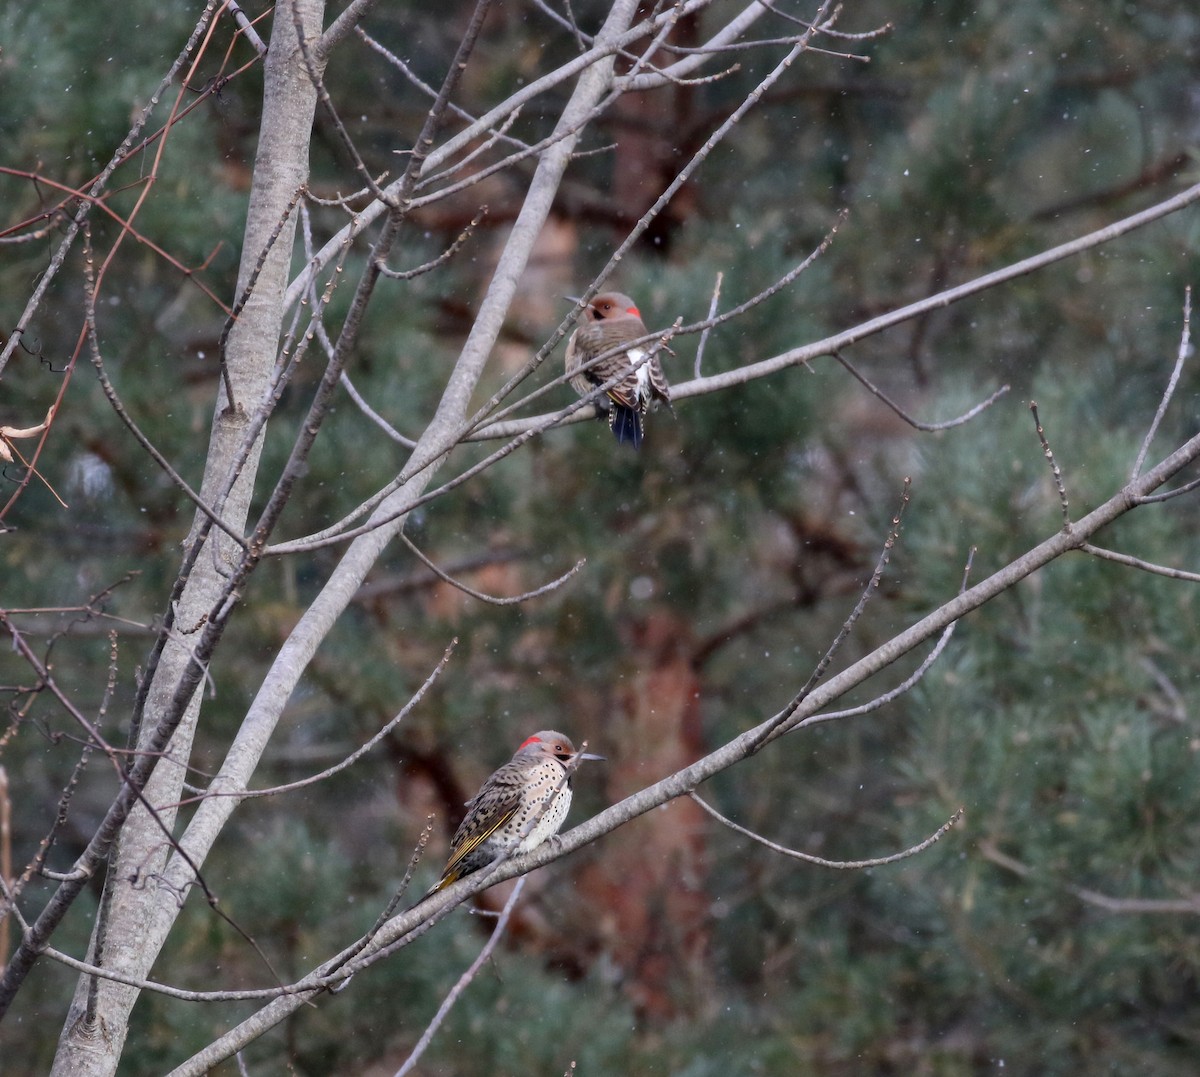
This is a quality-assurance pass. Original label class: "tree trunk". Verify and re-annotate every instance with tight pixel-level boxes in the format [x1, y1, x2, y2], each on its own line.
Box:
[50, 4, 325, 1073]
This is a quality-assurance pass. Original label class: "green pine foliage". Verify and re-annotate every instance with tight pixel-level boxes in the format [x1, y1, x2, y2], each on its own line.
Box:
[3, 0, 1200, 1073]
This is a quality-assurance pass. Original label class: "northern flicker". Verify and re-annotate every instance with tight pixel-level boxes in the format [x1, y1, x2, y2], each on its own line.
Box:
[423, 731, 602, 898]
[565, 292, 671, 449]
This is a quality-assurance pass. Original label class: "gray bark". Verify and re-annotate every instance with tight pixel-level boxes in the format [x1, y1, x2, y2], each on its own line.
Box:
[50, 4, 326, 1073]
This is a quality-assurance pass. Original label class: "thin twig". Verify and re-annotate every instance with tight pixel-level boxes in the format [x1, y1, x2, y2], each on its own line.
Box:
[395, 878, 526, 1077]
[81, 230, 248, 548]
[799, 548, 976, 728]
[294, 7, 394, 206]
[0, 1, 223, 374]
[835, 350, 1009, 431]
[1132, 473, 1200, 505]
[1132, 285, 1190, 479]
[657, 34, 870, 60]
[1030, 402, 1071, 532]
[694, 272, 723, 378]
[339, 372, 418, 448]
[400, 534, 585, 607]
[173, 641, 457, 805]
[754, 0, 892, 41]
[801, 483, 912, 703]
[353, 548, 531, 600]
[692, 794, 963, 870]
[1080, 543, 1200, 583]
[803, 620, 957, 726]
[742, 478, 913, 756]
[40, 945, 315, 1002]
[376, 207, 487, 279]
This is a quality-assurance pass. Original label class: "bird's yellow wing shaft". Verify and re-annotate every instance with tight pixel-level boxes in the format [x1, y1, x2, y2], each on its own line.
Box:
[431, 787, 522, 892]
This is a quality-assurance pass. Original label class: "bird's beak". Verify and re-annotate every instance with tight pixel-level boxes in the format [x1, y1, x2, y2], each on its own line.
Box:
[577, 751, 605, 762]
[561, 294, 585, 305]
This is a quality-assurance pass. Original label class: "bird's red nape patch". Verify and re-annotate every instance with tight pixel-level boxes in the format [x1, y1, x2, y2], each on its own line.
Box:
[626, 305, 640, 317]
[517, 734, 543, 750]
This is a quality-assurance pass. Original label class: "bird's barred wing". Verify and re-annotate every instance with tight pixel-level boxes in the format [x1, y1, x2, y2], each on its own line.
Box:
[597, 348, 645, 411]
[439, 779, 523, 886]
[647, 354, 671, 404]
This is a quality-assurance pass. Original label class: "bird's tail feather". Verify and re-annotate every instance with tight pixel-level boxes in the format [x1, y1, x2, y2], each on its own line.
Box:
[609, 404, 643, 449]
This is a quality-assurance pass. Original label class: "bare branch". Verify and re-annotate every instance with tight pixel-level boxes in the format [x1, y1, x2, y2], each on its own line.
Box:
[355, 29, 532, 161]
[672, 182, 1200, 400]
[158, 414, 1200, 1069]
[224, 0, 268, 58]
[465, 184, 1200, 442]
[691, 794, 963, 870]
[1132, 285, 1191, 479]
[286, 0, 719, 309]
[376, 207, 487, 279]
[317, 0, 385, 58]
[353, 548, 532, 600]
[175, 640, 456, 804]
[399, 534, 586, 607]
[0, 1, 223, 373]
[693, 272, 723, 378]
[1080, 543, 1200, 583]
[754, 0, 893, 42]
[1131, 473, 1200, 505]
[81, 232, 248, 548]
[394, 878, 526, 1076]
[750, 479, 914, 753]
[338, 371, 418, 448]
[41, 946, 308, 1003]
[834, 350, 1009, 431]
[1029, 402, 1071, 531]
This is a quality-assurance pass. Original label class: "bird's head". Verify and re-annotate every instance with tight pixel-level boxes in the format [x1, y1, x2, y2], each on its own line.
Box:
[565, 293, 641, 323]
[515, 731, 605, 763]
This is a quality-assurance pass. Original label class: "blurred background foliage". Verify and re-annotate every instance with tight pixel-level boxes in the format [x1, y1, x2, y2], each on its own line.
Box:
[2, 0, 1200, 1073]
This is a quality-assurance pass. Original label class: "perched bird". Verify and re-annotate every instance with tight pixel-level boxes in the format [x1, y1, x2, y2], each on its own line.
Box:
[423, 730, 603, 898]
[565, 292, 671, 449]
